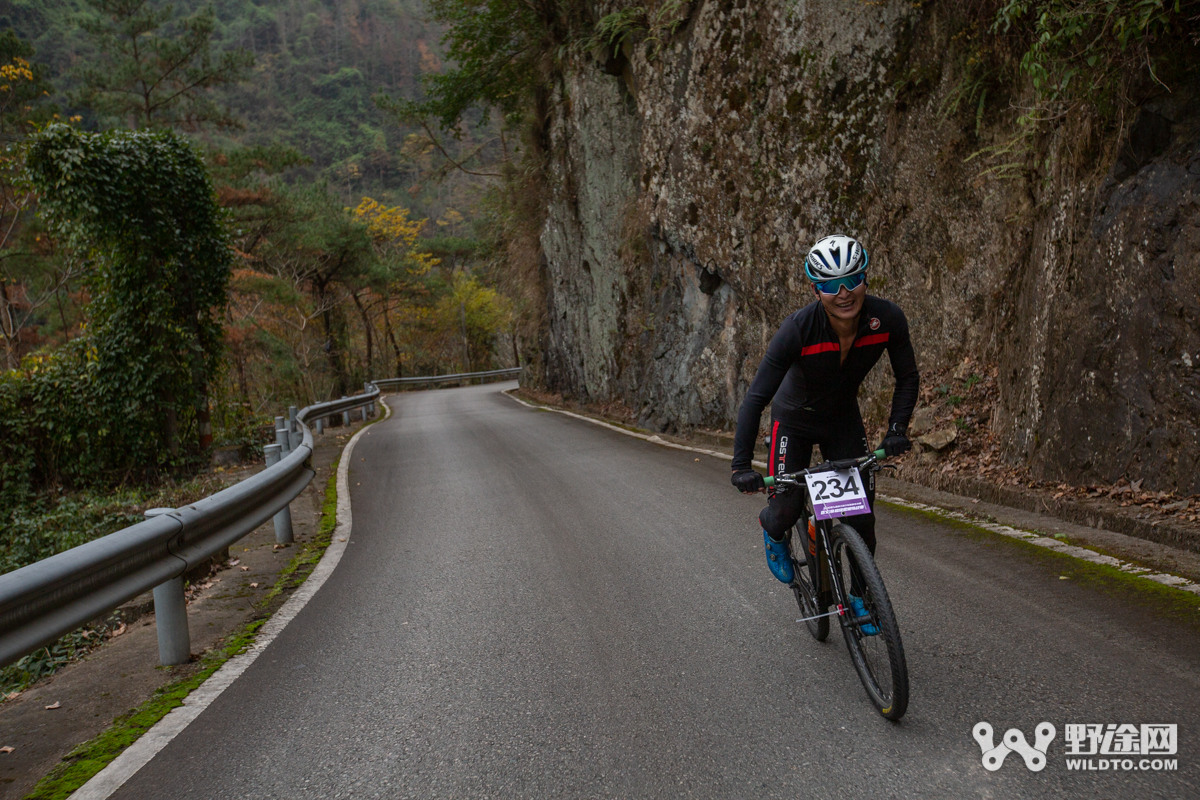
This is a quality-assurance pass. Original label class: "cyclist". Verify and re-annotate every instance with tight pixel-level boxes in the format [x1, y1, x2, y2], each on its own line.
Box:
[730, 234, 919, 601]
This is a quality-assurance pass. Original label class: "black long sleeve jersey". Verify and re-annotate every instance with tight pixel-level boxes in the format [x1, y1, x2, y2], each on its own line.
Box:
[731, 295, 920, 471]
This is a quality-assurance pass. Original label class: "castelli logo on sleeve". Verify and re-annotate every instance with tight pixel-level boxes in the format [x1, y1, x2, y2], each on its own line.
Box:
[869, 317, 880, 330]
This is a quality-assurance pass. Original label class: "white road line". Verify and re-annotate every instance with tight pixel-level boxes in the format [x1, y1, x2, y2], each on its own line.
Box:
[70, 401, 388, 800]
[502, 389, 1200, 598]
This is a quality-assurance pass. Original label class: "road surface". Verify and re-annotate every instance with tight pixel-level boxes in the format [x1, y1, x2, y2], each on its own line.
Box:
[109, 382, 1199, 799]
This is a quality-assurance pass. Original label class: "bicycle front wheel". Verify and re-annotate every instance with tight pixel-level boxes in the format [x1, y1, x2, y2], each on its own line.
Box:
[788, 526, 828, 641]
[830, 522, 909, 720]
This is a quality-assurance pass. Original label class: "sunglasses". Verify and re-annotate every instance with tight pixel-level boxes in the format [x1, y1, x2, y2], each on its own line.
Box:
[815, 273, 866, 295]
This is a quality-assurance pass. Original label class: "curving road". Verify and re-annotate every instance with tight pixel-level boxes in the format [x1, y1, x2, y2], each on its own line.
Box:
[109, 382, 1198, 799]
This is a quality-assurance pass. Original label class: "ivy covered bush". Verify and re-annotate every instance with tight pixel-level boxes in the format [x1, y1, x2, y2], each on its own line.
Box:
[0, 125, 231, 509]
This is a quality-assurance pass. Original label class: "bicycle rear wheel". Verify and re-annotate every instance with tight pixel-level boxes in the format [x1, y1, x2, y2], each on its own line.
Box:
[830, 522, 909, 720]
[788, 526, 828, 641]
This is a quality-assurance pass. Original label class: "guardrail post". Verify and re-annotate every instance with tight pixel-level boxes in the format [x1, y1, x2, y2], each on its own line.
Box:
[264, 445, 294, 544]
[288, 406, 301, 449]
[315, 417, 324, 435]
[342, 396, 350, 426]
[364, 382, 375, 417]
[145, 508, 190, 666]
[276, 421, 291, 456]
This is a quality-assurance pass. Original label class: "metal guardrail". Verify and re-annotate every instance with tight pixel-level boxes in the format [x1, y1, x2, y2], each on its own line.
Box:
[0, 368, 520, 670]
[373, 367, 520, 387]
[0, 386, 381, 668]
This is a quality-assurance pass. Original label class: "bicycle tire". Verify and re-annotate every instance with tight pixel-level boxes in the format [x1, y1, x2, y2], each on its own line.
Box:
[787, 527, 828, 641]
[830, 522, 909, 720]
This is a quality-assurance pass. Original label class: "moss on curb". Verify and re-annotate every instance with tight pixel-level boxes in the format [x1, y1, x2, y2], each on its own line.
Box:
[23, 619, 264, 800]
[23, 455, 344, 800]
[880, 500, 1200, 627]
[262, 457, 339, 603]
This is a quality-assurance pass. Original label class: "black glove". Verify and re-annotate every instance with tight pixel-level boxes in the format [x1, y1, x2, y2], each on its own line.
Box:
[881, 422, 911, 457]
[731, 469, 766, 494]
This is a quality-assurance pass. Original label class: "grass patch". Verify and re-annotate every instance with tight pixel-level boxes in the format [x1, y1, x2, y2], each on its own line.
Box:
[880, 500, 1200, 627]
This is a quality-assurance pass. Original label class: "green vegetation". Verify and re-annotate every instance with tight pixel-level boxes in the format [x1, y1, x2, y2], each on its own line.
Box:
[73, 0, 254, 130]
[391, 0, 584, 133]
[0, 125, 232, 508]
[1, 0, 475, 207]
[996, 0, 1192, 110]
[586, 1, 691, 61]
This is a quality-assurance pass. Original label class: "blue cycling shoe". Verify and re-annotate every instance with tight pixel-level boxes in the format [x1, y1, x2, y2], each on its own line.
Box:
[763, 530, 794, 584]
[848, 594, 879, 636]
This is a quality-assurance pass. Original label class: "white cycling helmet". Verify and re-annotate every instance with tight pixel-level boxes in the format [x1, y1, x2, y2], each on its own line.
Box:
[804, 234, 868, 283]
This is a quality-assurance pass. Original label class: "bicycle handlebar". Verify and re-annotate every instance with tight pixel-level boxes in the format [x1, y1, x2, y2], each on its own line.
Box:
[762, 449, 886, 488]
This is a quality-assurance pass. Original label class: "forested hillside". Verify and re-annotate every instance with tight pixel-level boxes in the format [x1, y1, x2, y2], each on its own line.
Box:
[0, 0, 490, 211]
[1, 0, 521, 542]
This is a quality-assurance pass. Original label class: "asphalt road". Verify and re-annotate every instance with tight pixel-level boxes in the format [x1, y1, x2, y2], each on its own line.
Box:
[111, 383, 1199, 799]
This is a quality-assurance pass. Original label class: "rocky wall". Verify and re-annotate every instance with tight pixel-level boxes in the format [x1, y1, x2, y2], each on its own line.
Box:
[536, 0, 1200, 493]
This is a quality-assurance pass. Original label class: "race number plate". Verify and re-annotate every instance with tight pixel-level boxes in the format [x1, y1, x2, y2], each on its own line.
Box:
[804, 467, 870, 520]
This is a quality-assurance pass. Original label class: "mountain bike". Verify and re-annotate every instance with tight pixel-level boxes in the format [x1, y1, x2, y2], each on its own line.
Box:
[764, 449, 909, 720]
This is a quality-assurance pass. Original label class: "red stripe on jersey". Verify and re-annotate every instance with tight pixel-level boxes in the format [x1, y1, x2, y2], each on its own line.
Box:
[801, 341, 840, 356]
[769, 420, 780, 476]
[853, 332, 890, 348]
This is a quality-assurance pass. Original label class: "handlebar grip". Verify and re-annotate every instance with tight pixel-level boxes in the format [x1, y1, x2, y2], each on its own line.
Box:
[763, 476, 775, 488]
[874, 448, 886, 459]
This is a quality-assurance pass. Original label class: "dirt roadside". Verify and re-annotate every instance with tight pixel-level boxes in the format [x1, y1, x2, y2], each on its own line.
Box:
[510, 387, 1200, 584]
[0, 413, 373, 800]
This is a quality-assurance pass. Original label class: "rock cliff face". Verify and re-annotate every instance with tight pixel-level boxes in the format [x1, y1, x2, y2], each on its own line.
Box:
[533, 0, 1200, 493]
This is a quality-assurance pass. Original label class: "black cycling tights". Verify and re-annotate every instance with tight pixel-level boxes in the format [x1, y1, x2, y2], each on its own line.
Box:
[757, 414, 877, 555]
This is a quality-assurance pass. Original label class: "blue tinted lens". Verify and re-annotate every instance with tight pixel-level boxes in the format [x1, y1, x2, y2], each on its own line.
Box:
[816, 273, 865, 294]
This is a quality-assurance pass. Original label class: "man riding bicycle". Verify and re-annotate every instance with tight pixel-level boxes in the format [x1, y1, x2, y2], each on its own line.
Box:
[730, 234, 920, 599]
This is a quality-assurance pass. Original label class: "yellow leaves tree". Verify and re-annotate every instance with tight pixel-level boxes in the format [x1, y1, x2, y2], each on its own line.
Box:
[436, 273, 512, 373]
[351, 197, 437, 274]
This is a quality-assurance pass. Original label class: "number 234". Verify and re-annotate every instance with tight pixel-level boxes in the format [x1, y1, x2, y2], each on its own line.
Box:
[810, 472, 860, 501]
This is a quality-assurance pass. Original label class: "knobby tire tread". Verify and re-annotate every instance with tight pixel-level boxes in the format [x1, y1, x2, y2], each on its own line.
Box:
[830, 522, 909, 720]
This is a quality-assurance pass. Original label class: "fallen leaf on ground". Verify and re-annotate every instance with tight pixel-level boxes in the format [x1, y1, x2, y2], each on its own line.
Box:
[45, 701, 61, 710]
[4, 692, 19, 701]
[111, 622, 127, 637]
[250, 582, 259, 588]
[0, 746, 13, 753]
[240, 566, 249, 571]
[229, 559, 240, 567]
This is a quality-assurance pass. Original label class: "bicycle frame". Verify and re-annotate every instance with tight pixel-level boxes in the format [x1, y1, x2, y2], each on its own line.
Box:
[765, 450, 885, 630]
